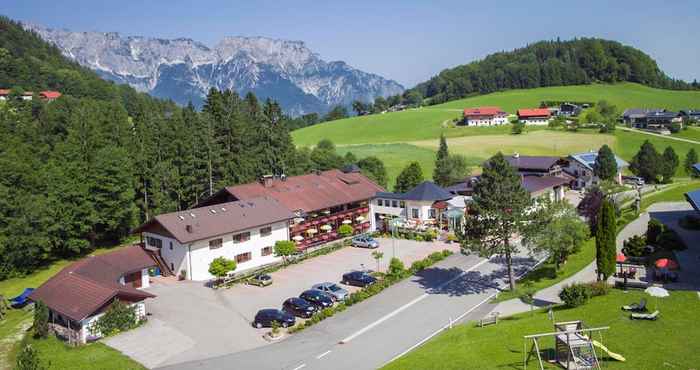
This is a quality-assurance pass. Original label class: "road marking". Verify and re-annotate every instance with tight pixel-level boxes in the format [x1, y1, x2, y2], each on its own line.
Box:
[292, 364, 306, 370]
[316, 350, 332, 359]
[383, 292, 498, 366]
[339, 258, 490, 344]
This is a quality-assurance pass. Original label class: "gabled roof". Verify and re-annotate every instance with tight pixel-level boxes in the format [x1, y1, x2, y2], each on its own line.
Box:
[506, 155, 563, 171]
[569, 151, 628, 171]
[521, 175, 570, 194]
[463, 106, 505, 116]
[685, 189, 700, 213]
[40, 91, 61, 99]
[401, 181, 453, 201]
[692, 163, 700, 173]
[134, 196, 295, 244]
[517, 108, 551, 118]
[219, 170, 384, 213]
[29, 245, 156, 322]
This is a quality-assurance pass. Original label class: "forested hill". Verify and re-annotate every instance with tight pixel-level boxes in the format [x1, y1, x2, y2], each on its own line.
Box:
[411, 38, 698, 105]
[0, 16, 341, 279]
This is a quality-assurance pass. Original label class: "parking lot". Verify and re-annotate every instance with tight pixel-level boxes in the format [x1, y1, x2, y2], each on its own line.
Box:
[106, 238, 459, 368]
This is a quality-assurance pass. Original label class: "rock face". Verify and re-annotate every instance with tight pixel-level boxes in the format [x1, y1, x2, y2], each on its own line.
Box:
[25, 24, 404, 115]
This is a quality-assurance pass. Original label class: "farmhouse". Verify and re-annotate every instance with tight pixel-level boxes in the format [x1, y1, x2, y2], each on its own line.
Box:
[621, 108, 683, 130]
[461, 106, 508, 126]
[0, 89, 62, 101]
[196, 169, 384, 250]
[134, 196, 294, 281]
[680, 109, 700, 122]
[558, 102, 582, 117]
[505, 153, 569, 177]
[517, 108, 551, 125]
[565, 151, 628, 189]
[29, 246, 156, 345]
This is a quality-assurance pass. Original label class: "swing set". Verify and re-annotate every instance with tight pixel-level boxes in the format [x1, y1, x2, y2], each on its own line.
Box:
[523, 321, 610, 370]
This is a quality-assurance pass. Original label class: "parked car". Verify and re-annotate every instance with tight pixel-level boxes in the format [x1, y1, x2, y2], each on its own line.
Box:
[300, 289, 334, 309]
[341, 271, 377, 287]
[312, 282, 349, 302]
[622, 176, 645, 186]
[282, 297, 318, 318]
[351, 234, 379, 249]
[247, 273, 273, 287]
[252, 309, 295, 328]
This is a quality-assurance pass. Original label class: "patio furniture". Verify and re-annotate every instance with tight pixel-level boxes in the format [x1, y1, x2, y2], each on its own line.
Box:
[9, 288, 34, 308]
[631, 310, 659, 321]
[621, 298, 647, 312]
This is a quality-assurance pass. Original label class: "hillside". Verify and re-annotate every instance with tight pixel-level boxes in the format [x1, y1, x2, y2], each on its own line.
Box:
[410, 38, 696, 105]
[293, 83, 700, 188]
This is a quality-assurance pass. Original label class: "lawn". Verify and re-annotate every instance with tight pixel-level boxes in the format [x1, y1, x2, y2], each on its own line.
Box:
[20, 336, 145, 370]
[383, 290, 700, 370]
[672, 126, 700, 142]
[292, 83, 700, 146]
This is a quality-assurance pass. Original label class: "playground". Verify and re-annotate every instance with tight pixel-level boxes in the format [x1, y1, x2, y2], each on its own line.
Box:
[382, 289, 700, 369]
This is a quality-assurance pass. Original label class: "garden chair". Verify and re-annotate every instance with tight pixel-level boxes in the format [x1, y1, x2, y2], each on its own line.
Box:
[631, 310, 659, 320]
[621, 298, 647, 312]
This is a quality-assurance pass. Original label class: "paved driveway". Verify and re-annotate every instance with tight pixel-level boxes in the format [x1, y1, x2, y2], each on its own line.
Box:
[106, 238, 459, 368]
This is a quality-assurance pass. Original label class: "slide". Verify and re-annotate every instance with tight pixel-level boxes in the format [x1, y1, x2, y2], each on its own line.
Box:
[592, 340, 626, 362]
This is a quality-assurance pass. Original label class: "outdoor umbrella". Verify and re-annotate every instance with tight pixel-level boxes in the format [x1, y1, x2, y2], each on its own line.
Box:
[355, 216, 365, 222]
[292, 235, 304, 242]
[306, 228, 318, 235]
[616, 253, 627, 263]
[320, 224, 332, 232]
[293, 217, 305, 224]
[655, 258, 679, 270]
[644, 286, 669, 310]
[342, 219, 352, 224]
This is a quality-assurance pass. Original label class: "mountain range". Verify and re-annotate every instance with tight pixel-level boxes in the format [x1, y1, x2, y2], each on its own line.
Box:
[24, 23, 404, 115]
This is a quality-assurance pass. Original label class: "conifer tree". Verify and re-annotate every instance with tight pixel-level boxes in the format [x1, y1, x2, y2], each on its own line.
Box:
[660, 146, 679, 183]
[629, 140, 661, 183]
[593, 144, 617, 181]
[685, 148, 699, 178]
[394, 162, 424, 193]
[595, 199, 616, 280]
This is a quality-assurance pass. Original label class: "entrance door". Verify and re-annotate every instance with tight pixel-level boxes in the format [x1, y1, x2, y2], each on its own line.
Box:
[124, 271, 142, 288]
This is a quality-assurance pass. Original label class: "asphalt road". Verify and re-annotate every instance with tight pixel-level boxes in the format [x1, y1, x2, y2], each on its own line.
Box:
[159, 252, 537, 370]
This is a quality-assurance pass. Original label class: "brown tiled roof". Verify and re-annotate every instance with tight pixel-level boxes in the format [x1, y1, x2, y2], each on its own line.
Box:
[521, 175, 570, 194]
[134, 196, 295, 244]
[29, 245, 156, 322]
[222, 170, 384, 213]
[505, 155, 563, 171]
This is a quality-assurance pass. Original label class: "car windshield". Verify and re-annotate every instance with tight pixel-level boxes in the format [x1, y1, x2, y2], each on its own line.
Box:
[329, 285, 341, 292]
[259, 275, 270, 280]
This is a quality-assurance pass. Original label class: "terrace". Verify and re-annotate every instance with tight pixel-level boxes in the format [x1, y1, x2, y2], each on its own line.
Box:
[290, 202, 371, 249]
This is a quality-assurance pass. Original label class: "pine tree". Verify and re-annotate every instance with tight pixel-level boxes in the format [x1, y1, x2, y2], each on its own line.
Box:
[91, 146, 137, 243]
[394, 162, 424, 193]
[660, 146, 679, 183]
[629, 140, 661, 183]
[593, 144, 618, 181]
[358, 156, 388, 188]
[684, 148, 698, 178]
[595, 199, 616, 280]
[458, 152, 532, 290]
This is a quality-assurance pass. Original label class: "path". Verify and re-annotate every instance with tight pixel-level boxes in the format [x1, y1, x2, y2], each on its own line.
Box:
[618, 126, 700, 145]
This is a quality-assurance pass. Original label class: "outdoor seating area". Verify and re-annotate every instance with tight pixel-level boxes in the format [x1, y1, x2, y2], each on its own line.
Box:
[290, 206, 371, 249]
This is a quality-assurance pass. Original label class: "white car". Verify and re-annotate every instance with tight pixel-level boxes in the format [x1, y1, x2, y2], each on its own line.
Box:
[311, 282, 348, 301]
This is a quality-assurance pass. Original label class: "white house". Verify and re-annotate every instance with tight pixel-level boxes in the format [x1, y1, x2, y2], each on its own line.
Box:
[372, 181, 455, 229]
[517, 108, 552, 125]
[566, 151, 629, 189]
[135, 196, 294, 281]
[462, 107, 508, 126]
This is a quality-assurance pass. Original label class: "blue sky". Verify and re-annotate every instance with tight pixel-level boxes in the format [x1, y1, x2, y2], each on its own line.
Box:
[3, 0, 699, 87]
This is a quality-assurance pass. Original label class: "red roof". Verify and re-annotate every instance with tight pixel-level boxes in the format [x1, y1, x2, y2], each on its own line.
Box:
[29, 245, 156, 322]
[463, 106, 505, 117]
[40, 91, 62, 99]
[0, 89, 10, 96]
[517, 108, 551, 118]
[221, 170, 384, 214]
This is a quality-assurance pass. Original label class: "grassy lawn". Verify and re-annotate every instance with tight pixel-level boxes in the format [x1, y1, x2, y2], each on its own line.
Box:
[640, 181, 700, 210]
[292, 83, 700, 146]
[613, 130, 698, 177]
[672, 126, 700, 142]
[20, 336, 145, 370]
[383, 290, 700, 370]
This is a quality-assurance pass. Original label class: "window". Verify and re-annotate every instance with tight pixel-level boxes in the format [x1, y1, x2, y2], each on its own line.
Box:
[146, 236, 162, 248]
[169, 241, 173, 250]
[233, 232, 251, 243]
[236, 252, 252, 263]
[170, 263, 174, 271]
[429, 208, 437, 219]
[260, 226, 272, 237]
[377, 199, 383, 207]
[209, 238, 223, 249]
[261, 246, 273, 256]
[411, 208, 419, 219]
[392, 200, 398, 208]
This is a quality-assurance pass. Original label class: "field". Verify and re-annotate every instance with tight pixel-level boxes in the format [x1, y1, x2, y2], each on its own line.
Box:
[673, 126, 700, 142]
[382, 290, 700, 370]
[292, 83, 700, 147]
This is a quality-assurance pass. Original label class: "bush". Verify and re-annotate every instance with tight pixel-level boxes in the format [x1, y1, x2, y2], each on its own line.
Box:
[338, 224, 353, 237]
[622, 234, 647, 257]
[16, 344, 46, 370]
[409, 260, 428, 273]
[33, 301, 49, 339]
[388, 257, 406, 279]
[95, 299, 139, 337]
[646, 219, 665, 245]
[559, 283, 591, 308]
[584, 281, 610, 297]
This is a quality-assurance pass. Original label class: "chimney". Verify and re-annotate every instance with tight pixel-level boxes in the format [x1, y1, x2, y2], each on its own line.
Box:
[185, 224, 193, 233]
[260, 174, 274, 188]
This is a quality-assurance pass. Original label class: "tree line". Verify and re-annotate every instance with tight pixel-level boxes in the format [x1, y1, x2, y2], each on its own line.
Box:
[410, 38, 698, 105]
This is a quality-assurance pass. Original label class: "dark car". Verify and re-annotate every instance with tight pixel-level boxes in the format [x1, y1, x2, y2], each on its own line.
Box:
[282, 297, 319, 318]
[252, 309, 295, 329]
[300, 289, 334, 309]
[341, 271, 377, 287]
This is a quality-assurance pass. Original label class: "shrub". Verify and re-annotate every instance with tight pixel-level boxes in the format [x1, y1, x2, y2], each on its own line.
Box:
[16, 344, 46, 370]
[388, 257, 406, 279]
[410, 260, 428, 273]
[33, 301, 49, 339]
[442, 249, 453, 258]
[584, 281, 610, 297]
[414, 235, 424, 242]
[338, 224, 353, 237]
[208, 257, 237, 279]
[646, 219, 665, 245]
[559, 283, 591, 308]
[95, 299, 139, 337]
[622, 234, 647, 257]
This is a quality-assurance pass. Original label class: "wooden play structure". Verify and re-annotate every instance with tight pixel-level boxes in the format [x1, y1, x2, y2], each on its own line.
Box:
[523, 321, 612, 370]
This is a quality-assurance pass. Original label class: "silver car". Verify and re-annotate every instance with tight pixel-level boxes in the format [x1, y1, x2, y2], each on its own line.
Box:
[352, 235, 379, 249]
[311, 282, 348, 301]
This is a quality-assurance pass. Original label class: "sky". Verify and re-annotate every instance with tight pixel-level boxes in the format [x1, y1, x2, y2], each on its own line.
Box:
[3, 0, 700, 88]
